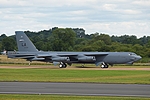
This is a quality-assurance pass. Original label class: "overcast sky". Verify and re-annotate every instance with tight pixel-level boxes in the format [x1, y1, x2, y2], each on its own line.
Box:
[0, 0, 150, 38]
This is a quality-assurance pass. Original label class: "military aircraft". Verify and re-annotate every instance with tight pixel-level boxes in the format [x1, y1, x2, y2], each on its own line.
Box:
[7, 31, 142, 68]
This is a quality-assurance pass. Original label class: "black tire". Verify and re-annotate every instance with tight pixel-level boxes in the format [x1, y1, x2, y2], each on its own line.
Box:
[59, 63, 67, 68]
[59, 64, 63, 68]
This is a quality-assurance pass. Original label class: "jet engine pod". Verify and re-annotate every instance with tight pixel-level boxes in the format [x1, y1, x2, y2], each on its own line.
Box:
[78, 56, 96, 62]
[52, 57, 70, 62]
[27, 57, 45, 61]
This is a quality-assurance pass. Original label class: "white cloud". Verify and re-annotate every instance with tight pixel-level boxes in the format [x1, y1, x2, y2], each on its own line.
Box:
[133, 0, 150, 6]
[102, 4, 117, 11]
[0, 0, 150, 38]
[82, 21, 150, 38]
[122, 9, 141, 14]
[0, 0, 29, 7]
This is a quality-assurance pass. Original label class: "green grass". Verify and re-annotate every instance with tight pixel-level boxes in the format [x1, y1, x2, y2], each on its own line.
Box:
[0, 68, 150, 84]
[0, 94, 149, 100]
[0, 68, 149, 99]
[1, 55, 150, 99]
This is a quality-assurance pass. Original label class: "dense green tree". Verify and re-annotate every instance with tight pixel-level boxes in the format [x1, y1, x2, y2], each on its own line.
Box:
[74, 38, 89, 51]
[139, 36, 150, 45]
[110, 42, 133, 52]
[0, 34, 7, 41]
[91, 33, 111, 45]
[72, 28, 85, 38]
[81, 46, 96, 51]
[91, 40, 105, 51]
[51, 28, 76, 51]
[146, 48, 150, 57]
[132, 44, 146, 57]
[35, 41, 46, 51]
[75, 38, 87, 45]
[0, 42, 2, 51]
[111, 35, 139, 45]
[2, 37, 16, 51]
[145, 40, 150, 48]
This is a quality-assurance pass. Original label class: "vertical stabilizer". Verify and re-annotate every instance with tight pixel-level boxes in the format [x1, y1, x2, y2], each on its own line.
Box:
[15, 31, 38, 52]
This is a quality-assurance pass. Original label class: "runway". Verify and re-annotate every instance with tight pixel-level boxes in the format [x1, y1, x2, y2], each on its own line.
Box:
[0, 82, 150, 97]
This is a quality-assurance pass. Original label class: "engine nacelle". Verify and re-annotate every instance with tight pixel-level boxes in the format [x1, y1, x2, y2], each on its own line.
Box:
[52, 57, 70, 62]
[78, 56, 96, 62]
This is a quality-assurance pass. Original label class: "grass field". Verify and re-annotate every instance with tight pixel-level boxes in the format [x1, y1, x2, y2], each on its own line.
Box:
[0, 67, 150, 99]
[0, 68, 150, 84]
[1, 55, 150, 99]
[0, 94, 150, 100]
[0, 55, 150, 84]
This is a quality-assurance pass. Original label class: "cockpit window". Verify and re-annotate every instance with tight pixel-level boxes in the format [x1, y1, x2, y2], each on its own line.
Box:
[129, 53, 136, 56]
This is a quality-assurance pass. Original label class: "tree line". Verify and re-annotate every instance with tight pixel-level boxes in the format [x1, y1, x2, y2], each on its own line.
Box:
[0, 27, 150, 62]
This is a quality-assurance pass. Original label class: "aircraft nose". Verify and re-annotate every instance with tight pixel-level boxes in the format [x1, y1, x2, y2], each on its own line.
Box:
[130, 55, 142, 62]
[138, 55, 142, 60]
[134, 55, 142, 61]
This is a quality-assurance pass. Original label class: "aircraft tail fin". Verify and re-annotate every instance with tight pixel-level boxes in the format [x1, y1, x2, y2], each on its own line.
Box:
[15, 31, 38, 52]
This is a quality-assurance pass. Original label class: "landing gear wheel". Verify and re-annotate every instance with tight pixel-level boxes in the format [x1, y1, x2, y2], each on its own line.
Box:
[59, 62, 67, 68]
[105, 64, 108, 68]
[63, 63, 67, 68]
[59, 64, 63, 68]
[81, 64, 85, 68]
[101, 63, 109, 68]
[101, 64, 105, 68]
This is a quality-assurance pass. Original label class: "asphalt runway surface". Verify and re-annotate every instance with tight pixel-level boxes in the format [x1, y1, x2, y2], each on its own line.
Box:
[0, 82, 150, 97]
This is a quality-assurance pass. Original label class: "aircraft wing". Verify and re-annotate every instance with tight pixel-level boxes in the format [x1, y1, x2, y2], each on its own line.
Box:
[36, 52, 108, 66]
[7, 53, 36, 59]
[8, 51, 108, 65]
[36, 52, 108, 58]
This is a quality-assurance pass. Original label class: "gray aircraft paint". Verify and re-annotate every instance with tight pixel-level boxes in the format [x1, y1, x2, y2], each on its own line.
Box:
[7, 31, 142, 68]
[16, 31, 38, 52]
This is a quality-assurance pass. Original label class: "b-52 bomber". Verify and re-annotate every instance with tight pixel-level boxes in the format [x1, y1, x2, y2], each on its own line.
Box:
[7, 31, 142, 68]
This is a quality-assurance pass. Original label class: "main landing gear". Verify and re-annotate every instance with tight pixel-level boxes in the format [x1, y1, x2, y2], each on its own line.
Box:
[59, 62, 67, 68]
[101, 62, 109, 68]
